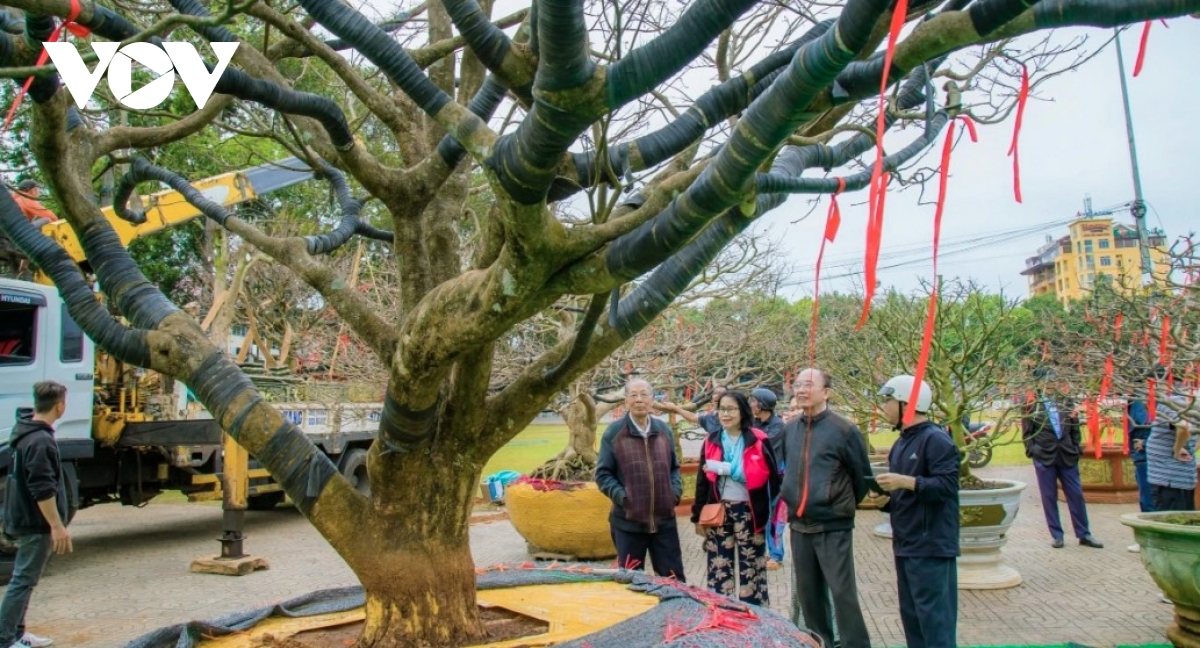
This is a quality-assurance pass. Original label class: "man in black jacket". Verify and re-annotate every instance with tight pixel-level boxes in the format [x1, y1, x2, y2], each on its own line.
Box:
[1, 381, 71, 648]
[1021, 374, 1103, 549]
[596, 379, 686, 581]
[781, 369, 872, 648]
[875, 375, 959, 648]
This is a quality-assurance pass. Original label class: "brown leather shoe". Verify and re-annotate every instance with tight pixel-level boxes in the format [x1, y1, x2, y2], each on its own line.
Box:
[766, 559, 782, 571]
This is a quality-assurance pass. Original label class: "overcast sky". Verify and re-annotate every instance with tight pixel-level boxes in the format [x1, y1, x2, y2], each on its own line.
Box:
[758, 19, 1200, 301]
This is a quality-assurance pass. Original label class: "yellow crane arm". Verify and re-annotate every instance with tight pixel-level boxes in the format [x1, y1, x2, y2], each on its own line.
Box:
[33, 157, 313, 285]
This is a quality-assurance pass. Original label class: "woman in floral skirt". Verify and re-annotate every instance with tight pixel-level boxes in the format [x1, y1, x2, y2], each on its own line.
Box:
[691, 390, 781, 605]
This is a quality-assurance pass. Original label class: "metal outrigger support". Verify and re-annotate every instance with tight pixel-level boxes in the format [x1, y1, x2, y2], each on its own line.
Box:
[190, 434, 270, 576]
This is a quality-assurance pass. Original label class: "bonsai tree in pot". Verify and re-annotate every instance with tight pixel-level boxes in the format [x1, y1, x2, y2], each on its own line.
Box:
[828, 280, 1040, 589]
[3, 0, 1194, 644]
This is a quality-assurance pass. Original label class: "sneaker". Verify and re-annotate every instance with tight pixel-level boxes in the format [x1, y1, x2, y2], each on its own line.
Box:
[6, 639, 32, 648]
[21, 632, 53, 648]
[1128, 543, 1141, 553]
[1161, 593, 1173, 604]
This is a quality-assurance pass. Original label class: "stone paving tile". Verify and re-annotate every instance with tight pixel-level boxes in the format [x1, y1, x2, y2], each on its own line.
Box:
[3, 464, 1176, 647]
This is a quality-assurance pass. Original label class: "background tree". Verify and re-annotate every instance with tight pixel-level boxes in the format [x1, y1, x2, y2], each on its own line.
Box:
[823, 280, 1040, 476]
[3, 0, 1197, 645]
[530, 233, 791, 480]
[1048, 236, 1200, 432]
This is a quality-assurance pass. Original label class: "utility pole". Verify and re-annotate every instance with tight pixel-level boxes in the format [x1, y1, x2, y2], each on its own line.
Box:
[1113, 27, 1154, 281]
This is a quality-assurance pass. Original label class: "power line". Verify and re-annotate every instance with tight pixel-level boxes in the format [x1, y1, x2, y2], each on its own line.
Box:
[781, 217, 1075, 287]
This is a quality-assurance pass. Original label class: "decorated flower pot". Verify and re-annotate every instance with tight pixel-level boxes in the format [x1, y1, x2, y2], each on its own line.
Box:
[958, 479, 1026, 590]
[1067, 443, 1140, 504]
[1121, 511, 1200, 647]
[505, 479, 617, 560]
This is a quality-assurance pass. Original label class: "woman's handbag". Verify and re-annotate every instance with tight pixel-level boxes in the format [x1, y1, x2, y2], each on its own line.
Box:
[698, 502, 725, 528]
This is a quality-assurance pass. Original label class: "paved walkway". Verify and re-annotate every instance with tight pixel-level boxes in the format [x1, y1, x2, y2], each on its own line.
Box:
[9, 464, 1173, 647]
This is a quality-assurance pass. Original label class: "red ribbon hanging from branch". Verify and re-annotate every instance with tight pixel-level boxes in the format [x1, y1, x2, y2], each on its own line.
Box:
[1100, 353, 1114, 402]
[904, 117, 975, 426]
[1086, 397, 1102, 459]
[810, 178, 844, 368]
[1114, 312, 1124, 341]
[2, 0, 90, 131]
[858, 0, 909, 329]
[1133, 19, 1170, 78]
[1147, 378, 1157, 425]
[1134, 21, 1153, 77]
[1006, 65, 1030, 204]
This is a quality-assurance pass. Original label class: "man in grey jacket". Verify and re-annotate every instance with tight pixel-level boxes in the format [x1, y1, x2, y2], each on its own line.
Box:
[781, 368, 873, 648]
[1, 382, 72, 648]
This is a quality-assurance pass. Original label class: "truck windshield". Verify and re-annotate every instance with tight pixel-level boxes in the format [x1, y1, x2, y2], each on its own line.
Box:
[0, 302, 36, 365]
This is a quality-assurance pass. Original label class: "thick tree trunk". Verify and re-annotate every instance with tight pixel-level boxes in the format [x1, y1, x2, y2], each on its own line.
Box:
[343, 431, 490, 647]
[354, 542, 483, 647]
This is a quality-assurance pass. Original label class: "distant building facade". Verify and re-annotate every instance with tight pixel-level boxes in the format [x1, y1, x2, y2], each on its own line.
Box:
[1020, 217, 1169, 304]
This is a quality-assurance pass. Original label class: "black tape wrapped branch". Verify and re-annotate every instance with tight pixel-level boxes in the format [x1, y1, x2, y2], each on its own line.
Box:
[0, 191, 152, 368]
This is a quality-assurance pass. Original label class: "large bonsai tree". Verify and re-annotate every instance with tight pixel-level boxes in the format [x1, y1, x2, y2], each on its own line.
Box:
[2, 0, 1197, 645]
[1047, 238, 1200, 431]
[825, 281, 1042, 476]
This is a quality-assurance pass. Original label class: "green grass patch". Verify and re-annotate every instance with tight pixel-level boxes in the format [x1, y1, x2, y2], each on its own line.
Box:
[481, 424, 573, 478]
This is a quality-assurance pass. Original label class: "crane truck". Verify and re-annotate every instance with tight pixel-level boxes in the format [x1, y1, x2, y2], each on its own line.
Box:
[1, 157, 379, 577]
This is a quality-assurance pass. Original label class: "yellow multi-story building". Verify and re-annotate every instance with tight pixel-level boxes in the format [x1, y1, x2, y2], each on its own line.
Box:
[1020, 217, 1169, 304]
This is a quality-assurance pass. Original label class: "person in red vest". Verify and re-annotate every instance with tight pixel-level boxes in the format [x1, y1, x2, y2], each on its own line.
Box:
[10, 180, 57, 227]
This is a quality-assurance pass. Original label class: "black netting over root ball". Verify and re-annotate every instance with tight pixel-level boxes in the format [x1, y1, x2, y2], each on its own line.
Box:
[124, 563, 821, 647]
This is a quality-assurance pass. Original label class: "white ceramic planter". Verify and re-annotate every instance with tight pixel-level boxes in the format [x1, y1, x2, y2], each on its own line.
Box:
[958, 478, 1027, 590]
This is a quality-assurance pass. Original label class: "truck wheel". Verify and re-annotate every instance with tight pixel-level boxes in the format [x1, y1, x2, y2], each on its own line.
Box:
[247, 491, 286, 511]
[340, 449, 370, 496]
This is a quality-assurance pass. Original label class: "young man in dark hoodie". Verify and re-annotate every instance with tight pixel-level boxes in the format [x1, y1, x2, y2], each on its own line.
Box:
[596, 379, 685, 581]
[781, 368, 873, 648]
[875, 375, 959, 648]
[1, 381, 71, 648]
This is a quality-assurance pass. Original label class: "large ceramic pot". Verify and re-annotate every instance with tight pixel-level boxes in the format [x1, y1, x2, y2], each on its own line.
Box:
[505, 481, 617, 560]
[1121, 511, 1200, 647]
[959, 478, 1027, 590]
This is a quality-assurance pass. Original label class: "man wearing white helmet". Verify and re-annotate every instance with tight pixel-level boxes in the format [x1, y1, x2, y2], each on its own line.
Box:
[875, 375, 960, 648]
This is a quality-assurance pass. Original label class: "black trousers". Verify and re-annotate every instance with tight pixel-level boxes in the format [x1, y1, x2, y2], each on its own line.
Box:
[1152, 484, 1196, 512]
[790, 528, 871, 648]
[895, 556, 957, 648]
[612, 526, 687, 582]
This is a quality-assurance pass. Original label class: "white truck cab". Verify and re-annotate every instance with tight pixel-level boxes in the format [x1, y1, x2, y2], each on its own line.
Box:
[0, 277, 95, 448]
